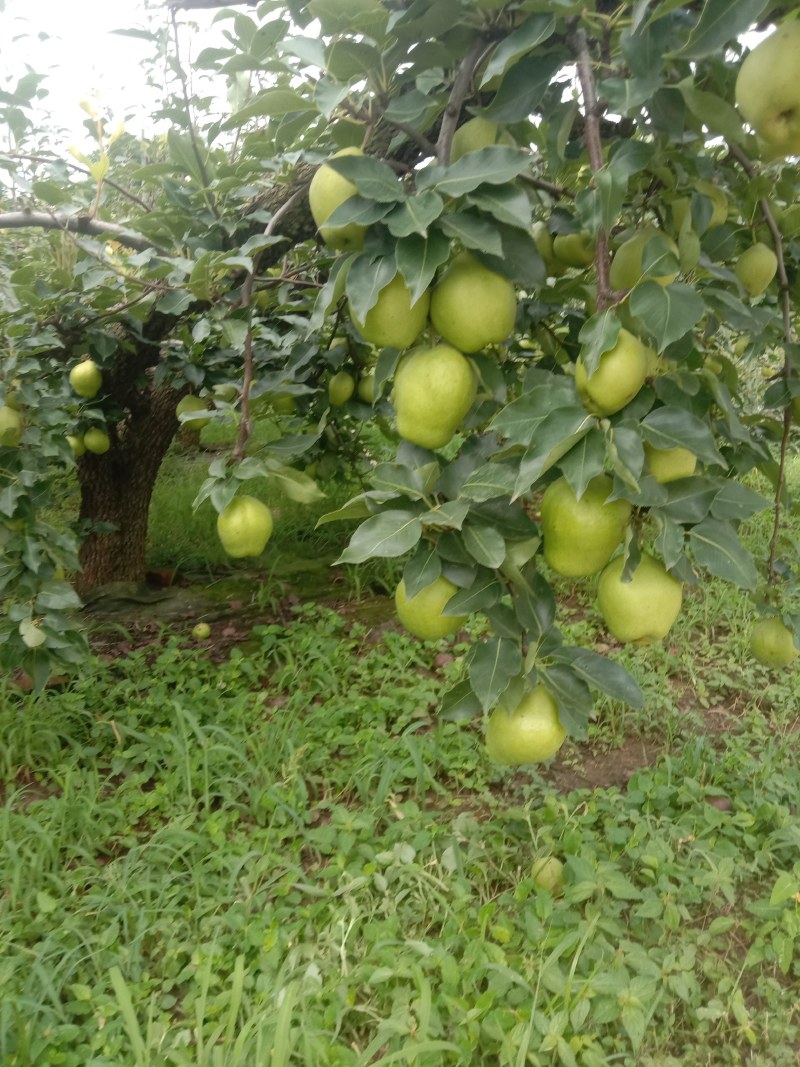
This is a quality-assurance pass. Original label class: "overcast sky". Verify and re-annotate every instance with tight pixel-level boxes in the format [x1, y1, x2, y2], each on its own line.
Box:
[0, 0, 223, 145]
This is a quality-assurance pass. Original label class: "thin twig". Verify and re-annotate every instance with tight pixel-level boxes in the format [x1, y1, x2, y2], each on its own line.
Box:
[519, 173, 575, 201]
[2, 153, 153, 212]
[437, 36, 489, 165]
[728, 142, 795, 584]
[569, 25, 613, 310]
[169, 8, 220, 219]
[231, 188, 307, 463]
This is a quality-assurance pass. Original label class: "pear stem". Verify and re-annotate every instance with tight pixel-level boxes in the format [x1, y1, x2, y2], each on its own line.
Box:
[569, 25, 614, 311]
[728, 143, 795, 585]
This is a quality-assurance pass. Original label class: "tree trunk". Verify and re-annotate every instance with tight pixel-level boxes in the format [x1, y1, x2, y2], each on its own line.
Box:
[76, 384, 181, 594]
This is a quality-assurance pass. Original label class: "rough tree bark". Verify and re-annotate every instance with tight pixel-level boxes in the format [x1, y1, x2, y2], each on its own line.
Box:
[76, 382, 181, 594]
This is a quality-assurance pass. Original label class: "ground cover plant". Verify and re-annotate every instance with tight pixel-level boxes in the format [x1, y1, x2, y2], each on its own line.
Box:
[1, 459, 799, 1065]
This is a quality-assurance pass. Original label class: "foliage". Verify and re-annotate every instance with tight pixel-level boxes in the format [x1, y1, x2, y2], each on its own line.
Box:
[2, 0, 800, 730]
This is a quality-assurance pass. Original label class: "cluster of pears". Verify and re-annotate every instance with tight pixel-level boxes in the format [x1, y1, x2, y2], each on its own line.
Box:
[308, 145, 518, 451]
[66, 359, 111, 456]
[541, 474, 683, 645]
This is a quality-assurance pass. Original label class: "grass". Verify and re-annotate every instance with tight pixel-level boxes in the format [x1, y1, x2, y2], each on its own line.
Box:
[2, 453, 800, 1065]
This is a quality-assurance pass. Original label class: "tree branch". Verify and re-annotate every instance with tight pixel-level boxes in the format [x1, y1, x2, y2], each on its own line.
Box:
[569, 25, 614, 310]
[728, 142, 796, 585]
[1, 152, 153, 213]
[0, 211, 163, 253]
[437, 36, 490, 165]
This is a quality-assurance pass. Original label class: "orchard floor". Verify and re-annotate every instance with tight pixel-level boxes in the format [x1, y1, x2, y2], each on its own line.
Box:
[3, 488, 800, 1065]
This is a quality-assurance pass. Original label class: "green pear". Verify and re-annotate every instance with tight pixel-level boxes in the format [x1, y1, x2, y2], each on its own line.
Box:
[351, 272, 430, 349]
[735, 22, 800, 159]
[357, 372, 375, 404]
[609, 227, 679, 290]
[531, 857, 564, 893]
[176, 395, 211, 430]
[450, 117, 514, 162]
[308, 146, 367, 251]
[735, 242, 778, 298]
[395, 576, 468, 640]
[643, 444, 697, 483]
[83, 428, 111, 455]
[69, 359, 102, 399]
[217, 496, 273, 558]
[532, 222, 567, 278]
[485, 687, 567, 765]
[597, 552, 683, 644]
[430, 252, 516, 353]
[66, 433, 86, 457]
[540, 475, 631, 578]
[552, 231, 596, 268]
[0, 405, 23, 447]
[574, 328, 652, 416]
[750, 616, 798, 668]
[393, 344, 476, 449]
[329, 371, 356, 406]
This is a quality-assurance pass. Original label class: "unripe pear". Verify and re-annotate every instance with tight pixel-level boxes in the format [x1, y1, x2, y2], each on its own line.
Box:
[66, 433, 86, 457]
[69, 359, 102, 399]
[450, 117, 513, 162]
[735, 242, 778, 298]
[532, 222, 567, 278]
[485, 687, 567, 765]
[357, 372, 375, 404]
[351, 272, 430, 349]
[83, 428, 111, 455]
[574, 328, 652, 416]
[735, 22, 800, 159]
[176, 395, 211, 430]
[552, 232, 596, 268]
[329, 371, 356, 406]
[430, 253, 516, 353]
[393, 344, 476, 449]
[308, 147, 367, 251]
[395, 576, 468, 640]
[750, 616, 798, 668]
[0, 405, 23, 447]
[217, 495, 273, 558]
[597, 553, 683, 644]
[643, 443, 697, 483]
[609, 228, 679, 290]
[540, 475, 631, 578]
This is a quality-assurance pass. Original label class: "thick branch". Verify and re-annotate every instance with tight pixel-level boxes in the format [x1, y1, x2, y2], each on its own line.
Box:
[569, 25, 614, 310]
[437, 36, 490, 165]
[0, 211, 162, 253]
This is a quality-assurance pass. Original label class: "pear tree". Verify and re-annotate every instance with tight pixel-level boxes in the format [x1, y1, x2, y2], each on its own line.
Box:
[1, 0, 799, 730]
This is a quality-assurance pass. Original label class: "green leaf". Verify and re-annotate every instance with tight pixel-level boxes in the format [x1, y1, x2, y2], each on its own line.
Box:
[462, 523, 506, 569]
[19, 618, 46, 649]
[710, 482, 770, 522]
[479, 13, 556, 86]
[558, 428, 606, 499]
[336, 509, 423, 564]
[480, 53, 562, 123]
[578, 311, 622, 378]
[659, 479, 718, 524]
[641, 407, 725, 468]
[513, 409, 594, 498]
[460, 461, 519, 503]
[554, 647, 644, 708]
[439, 679, 482, 721]
[403, 547, 442, 599]
[324, 154, 404, 202]
[688, 518, 758, 589]
[395, 231, 451, 305]
[678, 84, 746, 145]
[536, 666, 593, 737]
[384, 192, 444, 238]
[445, 573, 503, 614]
[491, 379, 578, 447]
[465, 185, 532, 230]
[629, 282, 704, 351]
[675, 0, 769, 59]
[416, 147, 531, 198]
[469, 637, 523, 712]
[225, 88, 316, 127]
[420, 500, 471, 530]
[439, 210, 504, 256]
[370, 462, 428, 500]
[346, 254, 396, 323]
[268, 465, 326, 504]
[512, 572, 556, 642]
[324, 196, 395, 229]
[315, 493, 376, 527]
[769, 871, 800, 907]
